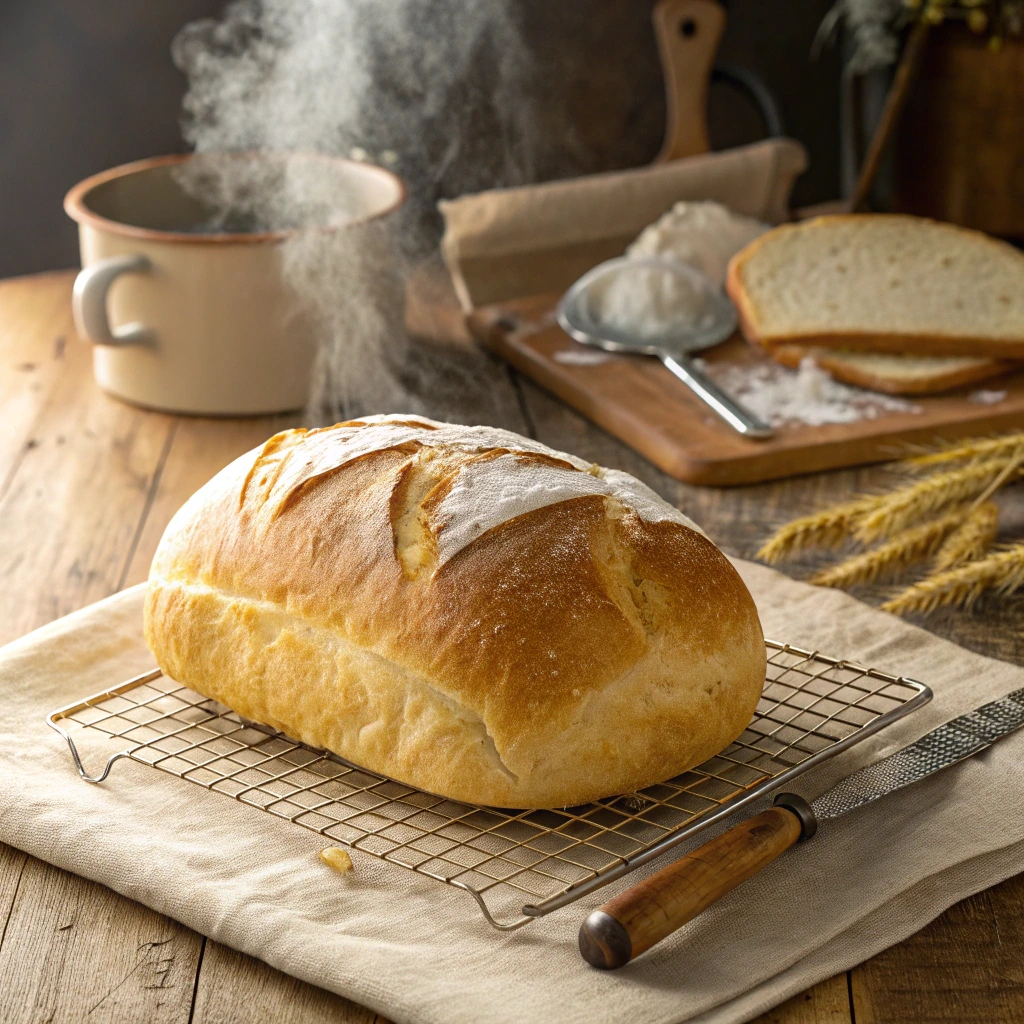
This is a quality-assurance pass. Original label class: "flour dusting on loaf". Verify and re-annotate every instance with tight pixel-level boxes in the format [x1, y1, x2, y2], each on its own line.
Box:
[145, 414, 765, 808]
[429, 447, 704, 566]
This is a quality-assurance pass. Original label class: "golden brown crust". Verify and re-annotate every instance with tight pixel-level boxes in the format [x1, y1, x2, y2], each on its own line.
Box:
[726, 214, 1024, 359]
[756, 331, 1024, 360]
[726, 243, 765, 354]
[768, 344, 1014, 396]
[144, 418, 765, 808]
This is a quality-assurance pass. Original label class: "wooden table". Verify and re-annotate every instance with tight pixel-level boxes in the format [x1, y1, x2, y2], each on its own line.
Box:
[2, 270, 1023, 1023]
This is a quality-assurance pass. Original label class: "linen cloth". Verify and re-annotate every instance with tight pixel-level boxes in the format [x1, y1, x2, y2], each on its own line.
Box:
[3, 564, 1023, 1024]
[439, 138, 807, 309]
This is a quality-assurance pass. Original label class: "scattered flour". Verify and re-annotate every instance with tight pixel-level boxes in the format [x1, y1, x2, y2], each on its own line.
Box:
[627, 200, 770, 287]
[692, 357, 922, 428]
[553, 348, 613, 366]
[969, 389, 1008, 405]
[433, 452, 704, 565]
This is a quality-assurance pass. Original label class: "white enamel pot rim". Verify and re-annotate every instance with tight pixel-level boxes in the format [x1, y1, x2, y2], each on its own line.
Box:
[63, 150, 408, 244]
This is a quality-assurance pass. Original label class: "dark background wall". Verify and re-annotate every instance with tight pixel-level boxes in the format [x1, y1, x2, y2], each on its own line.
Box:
[0, 0, 841, 280]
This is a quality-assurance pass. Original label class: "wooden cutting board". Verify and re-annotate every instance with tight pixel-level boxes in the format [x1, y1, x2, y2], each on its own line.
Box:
[468, 294, 1024, 486]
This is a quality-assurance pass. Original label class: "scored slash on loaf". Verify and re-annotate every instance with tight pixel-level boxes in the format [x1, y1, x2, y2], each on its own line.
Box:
[144, 415, 765, 809]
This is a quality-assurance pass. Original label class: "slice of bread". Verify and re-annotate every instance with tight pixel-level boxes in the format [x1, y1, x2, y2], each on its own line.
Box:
[727, 214, 1024, 359]
[769, 345, 1015, 396]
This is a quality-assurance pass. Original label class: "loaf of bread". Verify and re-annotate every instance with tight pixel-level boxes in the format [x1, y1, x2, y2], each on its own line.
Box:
[769, 345, 1013, 396]
[144, 415, 765, 809]
[727, 214, 1024, 359]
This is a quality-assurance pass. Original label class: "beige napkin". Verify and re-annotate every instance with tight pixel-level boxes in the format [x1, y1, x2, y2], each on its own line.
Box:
[3, 562, 1024, 1024]
[439, 138, 807, 310]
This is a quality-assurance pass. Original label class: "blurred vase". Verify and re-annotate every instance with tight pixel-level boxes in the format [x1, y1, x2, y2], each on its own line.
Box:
[891, 24, 1024, 239]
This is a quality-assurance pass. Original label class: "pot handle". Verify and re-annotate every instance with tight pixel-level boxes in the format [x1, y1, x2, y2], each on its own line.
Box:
[72, 254, 154, 346]
[711, 63, 786, 138]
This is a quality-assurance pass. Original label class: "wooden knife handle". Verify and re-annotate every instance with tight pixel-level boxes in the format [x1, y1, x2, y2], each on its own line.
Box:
[652, 0, 726, 162]
[579, 794, 817, 969]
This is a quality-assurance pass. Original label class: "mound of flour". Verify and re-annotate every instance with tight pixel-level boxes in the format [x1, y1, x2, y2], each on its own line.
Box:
[627, 200, 769, 286]
[587, 262, 720, 341]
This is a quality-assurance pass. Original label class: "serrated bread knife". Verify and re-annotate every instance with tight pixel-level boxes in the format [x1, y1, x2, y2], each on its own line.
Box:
[580, 687, 1024, 969]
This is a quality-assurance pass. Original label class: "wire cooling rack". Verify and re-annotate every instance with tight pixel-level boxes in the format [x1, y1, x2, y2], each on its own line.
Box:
[48, 641, 930, 929]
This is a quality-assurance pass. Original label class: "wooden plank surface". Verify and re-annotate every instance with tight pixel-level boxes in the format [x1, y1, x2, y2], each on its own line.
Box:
[0, 857, 202, 1024]
[191, 940, 384, 1024]
[0, 270, 1022, 1023]
[470, 295, 1024, 486]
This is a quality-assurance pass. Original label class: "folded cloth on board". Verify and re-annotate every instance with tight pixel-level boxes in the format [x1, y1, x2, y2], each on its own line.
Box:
[439, 138, 807, 310]
[2, 560, 1023, 1024]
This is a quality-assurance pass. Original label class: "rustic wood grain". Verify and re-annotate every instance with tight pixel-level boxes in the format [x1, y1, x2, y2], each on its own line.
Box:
[0, 272, 76, 495]
[851, 874, 1024, 1023]
[1, 270, 1023, 1023]
[749, 972, 854, 1024]
[0, 843, 28, 948]
[0, 856, 202, 1024]
[472, 295, 1024, 485]
[0, 274, 192, 1024]
[192, 940, 387, 1024]
[0, 276, 174, 645]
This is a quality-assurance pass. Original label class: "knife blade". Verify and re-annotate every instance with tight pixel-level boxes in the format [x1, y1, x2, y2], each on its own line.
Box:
[811, 686, 1024, 820]
[579, 686, 1024, 970]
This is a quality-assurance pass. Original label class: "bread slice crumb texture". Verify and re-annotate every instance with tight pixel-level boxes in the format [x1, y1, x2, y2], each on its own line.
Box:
[729, 215, 1024, 358]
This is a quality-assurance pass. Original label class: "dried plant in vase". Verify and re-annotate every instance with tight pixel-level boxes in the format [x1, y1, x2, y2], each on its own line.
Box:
[757, 432, 1024, 616]
[821, 0, 1024, 228]
[821, 0, 1024, 73]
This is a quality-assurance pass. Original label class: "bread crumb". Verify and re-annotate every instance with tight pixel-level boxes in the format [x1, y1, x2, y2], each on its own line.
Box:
[319, 847, 354, 875]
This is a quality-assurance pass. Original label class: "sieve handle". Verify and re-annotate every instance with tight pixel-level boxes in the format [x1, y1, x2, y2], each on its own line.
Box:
[661, 354, 774, 439]
[578, 794, 816, 969]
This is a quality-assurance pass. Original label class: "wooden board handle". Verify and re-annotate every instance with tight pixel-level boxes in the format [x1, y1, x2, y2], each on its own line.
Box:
[652, 0, 725, 162]
[579, 795, 816, 969]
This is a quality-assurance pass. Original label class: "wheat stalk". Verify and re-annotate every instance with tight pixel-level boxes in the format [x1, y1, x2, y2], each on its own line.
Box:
[756, 495, 883, 564]
[881, 543, 1024, 616]
[854, 457, 1022, 543]
[810, 511, 963, 589]
[934, 501, 999, 571]
[905, 432, 1024, 470]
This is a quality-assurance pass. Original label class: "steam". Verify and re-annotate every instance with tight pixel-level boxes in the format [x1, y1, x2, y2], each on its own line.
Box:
[172, 0, 557, 420]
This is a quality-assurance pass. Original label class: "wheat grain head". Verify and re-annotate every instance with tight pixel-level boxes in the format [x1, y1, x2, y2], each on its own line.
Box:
[934, 501, 999, 571]
[810, 511, 963, 589]
[756, 494, 882, 564]
[881, 543, 1024, 616]
[855, 458, 1022, 543]
[905, 432, 1024, 471]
